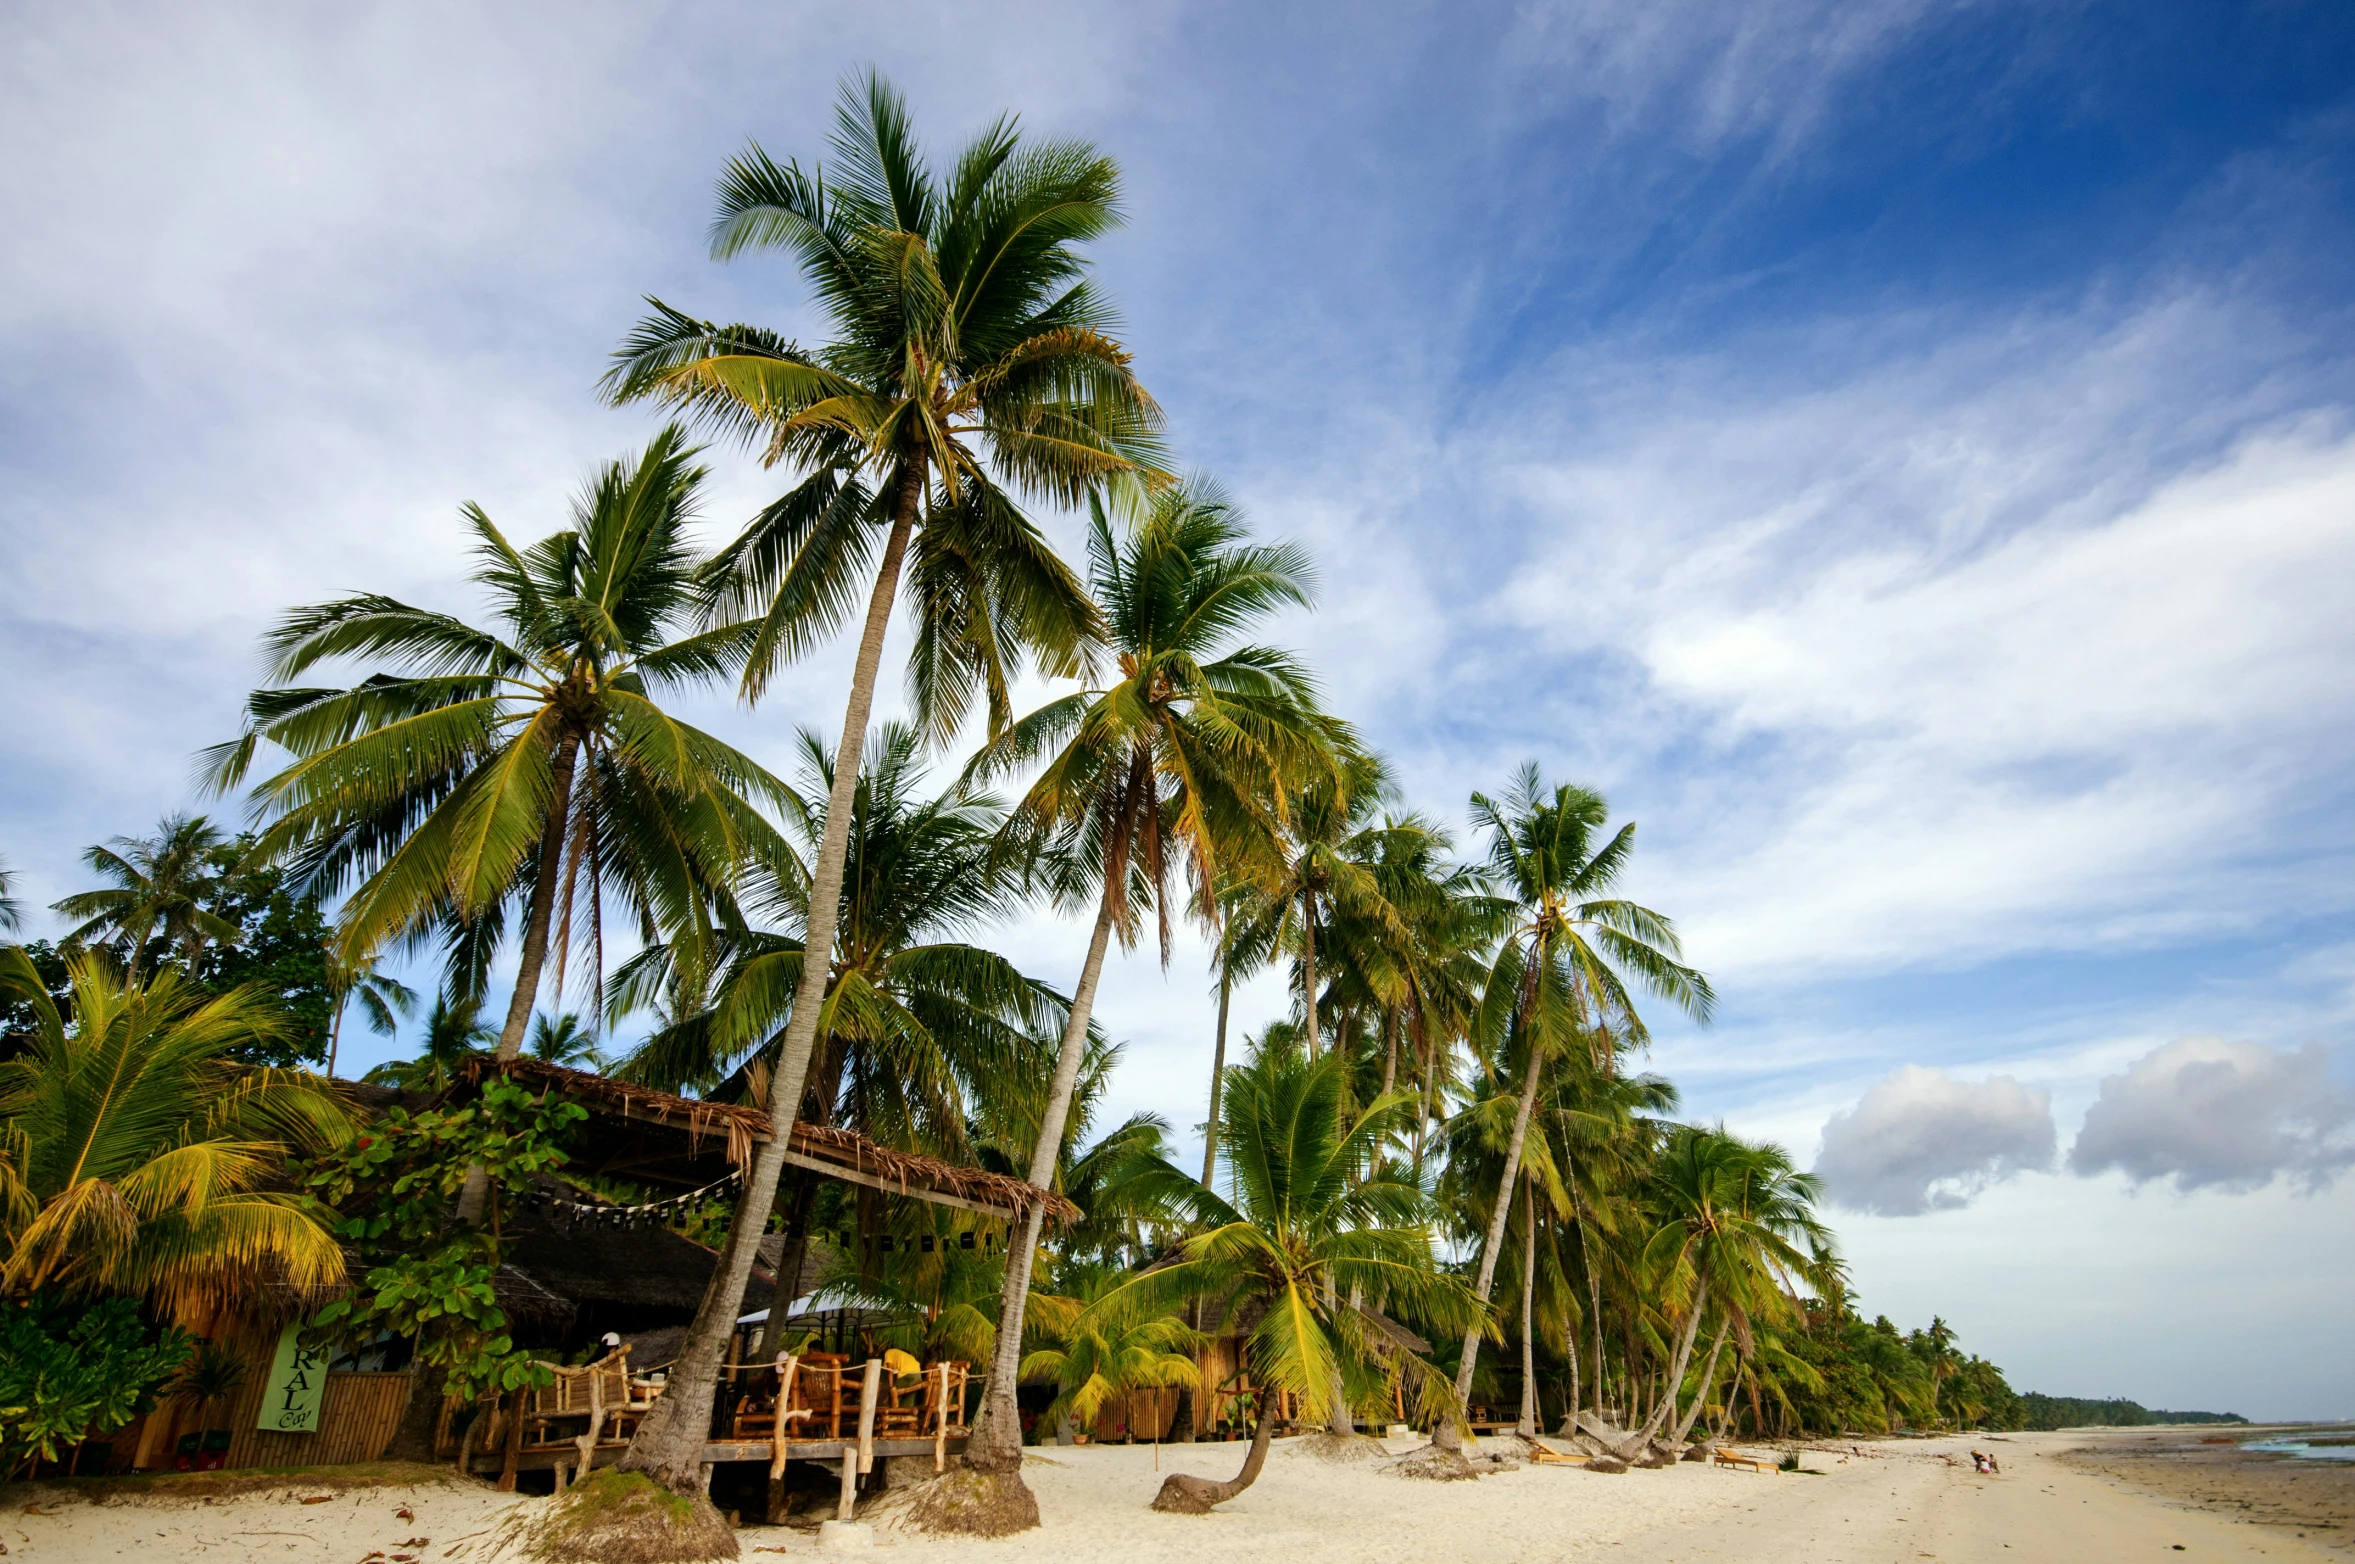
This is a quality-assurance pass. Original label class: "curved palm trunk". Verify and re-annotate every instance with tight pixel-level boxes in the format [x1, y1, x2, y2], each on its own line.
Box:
[1517, 1194, 1539, 1439]
[1671, 1319, 1730, 1446]
[618, 478, 921, 1490]
[455, 732, 581, 1224]
[1449, 1035, 1546, 1417]
[1151, 1385, 1277, 1513]
[1639, 1295, 1707, 1442]
[970, 877, 1121, 1470]
[1200, 969, 1231, 1189]
[1379, 1007, 1398, 1101]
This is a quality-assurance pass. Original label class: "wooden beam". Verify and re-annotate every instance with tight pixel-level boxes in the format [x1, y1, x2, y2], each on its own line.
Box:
[778, 1148, 1020, 1217]
[837, 1442, 857, 1521]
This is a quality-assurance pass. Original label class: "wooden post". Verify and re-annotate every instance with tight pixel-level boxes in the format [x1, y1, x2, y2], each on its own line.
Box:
[933, 1360, 949, 1473]
[498, 1391, 525, 1492]
[837, 1442, 858, 1521]
[769, 1356, 801, 1481]
[855, 1358, 881, 1474]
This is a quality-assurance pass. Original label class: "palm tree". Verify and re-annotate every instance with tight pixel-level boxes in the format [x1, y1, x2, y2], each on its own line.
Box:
[361, 991, 493, 1093]
[0, 948, 349, 1319]
[0, 855, 21, 934]
[204, 428, 789, 1108]
[1222, 748, 1408, 1059]
[1098, 1045, 1483, 1512]
[959, 480, 1335, 1467]
[1640, 1127, 1833, 1446]
[1442, 766, 1713, 1440]
[323, 949, 417, 1079]
[51, 814, 240, 979]
[1021, 1287, 1201, 1443]
[600, 74, 1161, 1487]
[527, 1011, 605, 1071]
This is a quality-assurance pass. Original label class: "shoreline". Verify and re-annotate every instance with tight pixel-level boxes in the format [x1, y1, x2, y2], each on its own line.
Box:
[2056, 1424, 2355, 1558]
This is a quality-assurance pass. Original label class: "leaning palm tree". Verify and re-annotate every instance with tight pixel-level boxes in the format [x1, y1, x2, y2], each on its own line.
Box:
[51, 814, 239, 979]
[203, 427, 789, 1094]
[1096, 1045, 1483, 1512]
[959, 480, 1336, 1469]
[1442, 766, 1713, 1442]
[600, 73, 1161, 1489]
[0, 947, 349, 1319]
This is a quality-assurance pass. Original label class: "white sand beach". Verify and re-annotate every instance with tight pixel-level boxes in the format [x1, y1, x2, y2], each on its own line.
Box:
[7, 1430, 2345, 1564]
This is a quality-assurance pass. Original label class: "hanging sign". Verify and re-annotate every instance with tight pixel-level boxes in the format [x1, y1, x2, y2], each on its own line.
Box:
[259, 1321, 330, 1433]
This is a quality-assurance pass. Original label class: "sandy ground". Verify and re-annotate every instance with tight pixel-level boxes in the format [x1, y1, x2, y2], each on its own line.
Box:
[7, 1430, 2347, 1563]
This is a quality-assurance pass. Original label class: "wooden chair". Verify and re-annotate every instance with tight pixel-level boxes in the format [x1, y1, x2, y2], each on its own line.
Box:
[876, 1360, 969, 1439]
[1713, 1447, 1773, 1472]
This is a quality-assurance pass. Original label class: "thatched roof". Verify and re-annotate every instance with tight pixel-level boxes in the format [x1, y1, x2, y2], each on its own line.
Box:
[453, 1057, 1078, 1224]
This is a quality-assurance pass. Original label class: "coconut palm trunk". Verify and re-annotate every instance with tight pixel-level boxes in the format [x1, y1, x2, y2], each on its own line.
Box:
[1517, 1194, 1539, 1438]
[1671, 1319, 1730, 1446]
[1299, 889, 1319, 1055]
[619, 487, 919, 1488]
[971, 876, 1120, 1469]
[494, 732, 582, 1059]
[1449, 1029, 1545, 1417]
[455, 732, 581, 1224]
[1200, 969, 1231, 1189]
[1639, 1297, 1707, 1441]
[1151, 1384, 1278, 1513]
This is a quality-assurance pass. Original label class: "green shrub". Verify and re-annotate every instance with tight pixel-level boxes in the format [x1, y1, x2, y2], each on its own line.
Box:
[0, 1295, 189, 1478]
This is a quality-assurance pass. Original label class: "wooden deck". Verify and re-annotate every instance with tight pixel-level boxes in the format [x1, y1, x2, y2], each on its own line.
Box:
[464, 1434, 968, 1477]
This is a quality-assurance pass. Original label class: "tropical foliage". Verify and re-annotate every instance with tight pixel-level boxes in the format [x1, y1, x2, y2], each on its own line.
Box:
[0, 948, 349, 1319]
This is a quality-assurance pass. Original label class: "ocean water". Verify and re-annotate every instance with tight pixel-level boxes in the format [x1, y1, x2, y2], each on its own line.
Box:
[2242, 1433, 2355, 1463]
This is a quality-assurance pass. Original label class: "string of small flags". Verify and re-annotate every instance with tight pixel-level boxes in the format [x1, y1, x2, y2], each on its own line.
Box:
[518, 1171, 744, 1230]
[515, 1175, 1003, 1252]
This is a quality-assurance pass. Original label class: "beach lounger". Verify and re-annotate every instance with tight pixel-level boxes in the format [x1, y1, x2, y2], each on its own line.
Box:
[1712, 1447, 1773, 1472]
[1528, 1444, 1591, 1466]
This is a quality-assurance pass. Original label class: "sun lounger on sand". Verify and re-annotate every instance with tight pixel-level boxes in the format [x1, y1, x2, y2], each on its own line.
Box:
[1713, 1448, 1774, 1472]
[1529, 1444, 1592, 1466]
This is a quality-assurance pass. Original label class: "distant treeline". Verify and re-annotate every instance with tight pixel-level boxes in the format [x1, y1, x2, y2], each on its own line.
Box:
[2019, 1393, 2248, 1429]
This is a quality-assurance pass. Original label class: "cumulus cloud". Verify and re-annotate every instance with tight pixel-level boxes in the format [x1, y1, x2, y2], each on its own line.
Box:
[1814, 1066, 2057, 1215]
[2070, 1038, 2355, 1194]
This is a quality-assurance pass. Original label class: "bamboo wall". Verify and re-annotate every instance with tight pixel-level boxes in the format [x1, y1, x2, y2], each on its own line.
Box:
[113, 1327, 411, 1473]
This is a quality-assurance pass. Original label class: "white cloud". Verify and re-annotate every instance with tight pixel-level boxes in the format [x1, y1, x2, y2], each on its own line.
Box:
[2070, 1037, 2355, 1194]
[1813, 1064, 2057, 1215]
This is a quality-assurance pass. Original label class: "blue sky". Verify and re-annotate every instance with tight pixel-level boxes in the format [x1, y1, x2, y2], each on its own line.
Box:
[6, 1, 2353, 1417]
